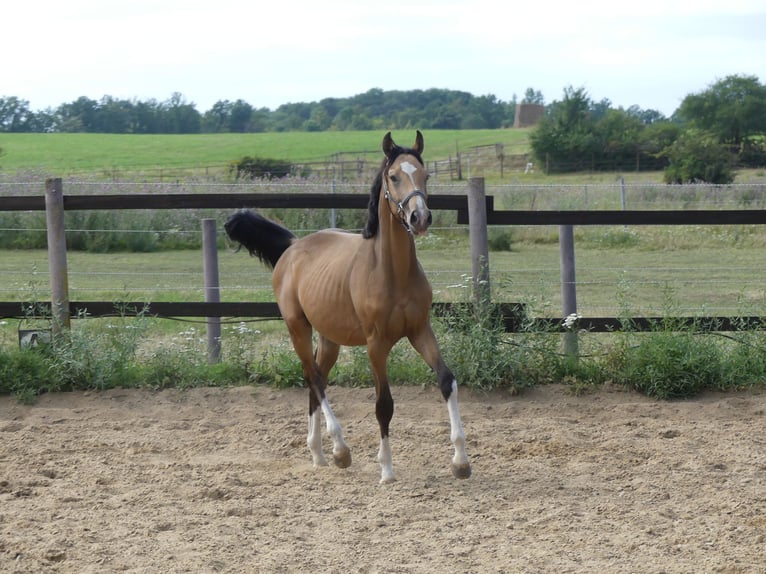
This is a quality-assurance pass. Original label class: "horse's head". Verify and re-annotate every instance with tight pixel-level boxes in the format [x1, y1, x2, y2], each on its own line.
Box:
[381, 130, 432, 236]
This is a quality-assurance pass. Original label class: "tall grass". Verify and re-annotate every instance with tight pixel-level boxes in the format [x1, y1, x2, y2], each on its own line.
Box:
[4, 276, 764, 403]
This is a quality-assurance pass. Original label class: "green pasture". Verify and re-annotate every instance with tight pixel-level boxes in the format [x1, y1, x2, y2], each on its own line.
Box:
[0, 129, 531, 176]
[3, 227, 765, 317]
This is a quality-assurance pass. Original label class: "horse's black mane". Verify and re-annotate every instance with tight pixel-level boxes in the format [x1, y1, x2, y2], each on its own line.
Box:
[362, 143, 424, 239]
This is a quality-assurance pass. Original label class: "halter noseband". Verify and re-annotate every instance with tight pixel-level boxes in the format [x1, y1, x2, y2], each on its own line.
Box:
[382, 161, 428, 234]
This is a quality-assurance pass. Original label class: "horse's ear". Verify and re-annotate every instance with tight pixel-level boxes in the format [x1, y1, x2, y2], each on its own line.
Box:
[413, 130, 424, 155]
[382, 131, 394, 158]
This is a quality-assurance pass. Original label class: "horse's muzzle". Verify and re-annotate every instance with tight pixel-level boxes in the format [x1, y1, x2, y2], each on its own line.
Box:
[409, 207, 432, 236]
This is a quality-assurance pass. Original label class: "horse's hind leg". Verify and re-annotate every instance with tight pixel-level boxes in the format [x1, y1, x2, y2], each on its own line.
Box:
[300, 331, 351, 468]
[315, 335, 351, 468]
[409, 325, 471, 479]
[283, 315, 334, 468]
[367, 340, 396, 484]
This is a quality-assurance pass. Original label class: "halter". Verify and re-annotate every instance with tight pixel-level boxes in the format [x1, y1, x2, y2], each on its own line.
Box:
[382, 161, 428, 234]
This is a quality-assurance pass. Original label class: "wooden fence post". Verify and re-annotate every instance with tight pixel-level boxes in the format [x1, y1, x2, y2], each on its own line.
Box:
[202, 219, 221, 363]
[467, 177, 490, 308]
[559, 224, 578, 357]
[45, 178, 71, 335]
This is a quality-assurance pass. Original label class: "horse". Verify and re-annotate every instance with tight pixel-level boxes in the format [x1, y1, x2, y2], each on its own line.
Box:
[224, 131, 471, 483]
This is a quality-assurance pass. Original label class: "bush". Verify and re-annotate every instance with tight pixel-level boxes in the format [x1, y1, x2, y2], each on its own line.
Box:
[0, 348, 60, 402]
[662, 129, 736, 184]
[436, 303, 535, 393]
[488, 228, 513, 251]
[229, 156, 294, 180]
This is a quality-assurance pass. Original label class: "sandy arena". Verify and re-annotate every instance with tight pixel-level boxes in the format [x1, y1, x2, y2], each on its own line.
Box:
[1, 384, 765, 573]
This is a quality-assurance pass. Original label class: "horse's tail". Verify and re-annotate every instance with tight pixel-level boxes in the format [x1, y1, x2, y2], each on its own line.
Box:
[224, 209, 296, 269]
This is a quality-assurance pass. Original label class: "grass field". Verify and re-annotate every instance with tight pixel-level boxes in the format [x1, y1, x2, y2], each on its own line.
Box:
[0, 129, 531, 176]
[3, 231, 765, 317]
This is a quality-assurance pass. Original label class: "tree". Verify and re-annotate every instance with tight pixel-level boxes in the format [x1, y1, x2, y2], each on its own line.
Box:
[202, 100, 231, 132]
[249, 108, 271, 133]
[56, 97, 99, 132]
[133, 100, 162, 134]
[530, 86, 679, 172]
[522, 88, 544, 105]
[160, 92, 201, 134]
[0, 97, 35, 132]
[95, 96, 134, 133]
[678, 75, 766, 147]
[530, 86, 598, 171]
[228, 99, 254, 133]
[626, 105, 666, 125]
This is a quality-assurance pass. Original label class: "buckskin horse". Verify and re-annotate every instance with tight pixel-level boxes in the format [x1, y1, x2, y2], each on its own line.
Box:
[225, 131, 471, 483]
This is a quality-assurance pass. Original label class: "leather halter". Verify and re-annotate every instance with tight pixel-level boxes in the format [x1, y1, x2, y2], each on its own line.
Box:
[382, 160, 428, 234]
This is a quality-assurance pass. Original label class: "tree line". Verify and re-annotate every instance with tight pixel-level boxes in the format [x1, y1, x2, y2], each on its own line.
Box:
[2, 76, 765, 183]
[1, 86, 635, 134]
[529, 75, 766, 183]
[0, 88, 539, 134]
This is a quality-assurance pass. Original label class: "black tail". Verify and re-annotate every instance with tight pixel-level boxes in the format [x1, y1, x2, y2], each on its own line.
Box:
[224, 209, 296, 269]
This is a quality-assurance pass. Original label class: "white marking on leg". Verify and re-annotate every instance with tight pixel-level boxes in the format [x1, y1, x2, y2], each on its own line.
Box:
[377, 436, 396, 484]
[320, 398, 351, 468]
[307, 412, 328, 467]
[447, 380, 471, 478]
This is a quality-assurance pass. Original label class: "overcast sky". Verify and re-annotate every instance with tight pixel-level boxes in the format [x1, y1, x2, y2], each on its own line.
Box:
[5, 0, 765, 118]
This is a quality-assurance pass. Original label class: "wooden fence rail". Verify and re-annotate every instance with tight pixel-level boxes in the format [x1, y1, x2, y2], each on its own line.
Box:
[7, 192, 766, 225]
[3, 178, 766, 336]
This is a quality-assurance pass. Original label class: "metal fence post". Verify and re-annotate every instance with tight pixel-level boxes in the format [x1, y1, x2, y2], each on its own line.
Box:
[45, 178, 71, 335]
[202, 219, 221, 363]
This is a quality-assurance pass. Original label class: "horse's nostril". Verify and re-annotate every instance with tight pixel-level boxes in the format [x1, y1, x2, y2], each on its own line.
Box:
[426, 212, 433, 226]
[410, 212, 419, 226]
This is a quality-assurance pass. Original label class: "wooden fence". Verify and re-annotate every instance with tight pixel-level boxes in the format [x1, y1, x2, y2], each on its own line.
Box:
[2, 178, 766, 337]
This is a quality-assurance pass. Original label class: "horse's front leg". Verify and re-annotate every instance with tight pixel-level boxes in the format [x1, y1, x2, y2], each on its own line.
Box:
[409, 325, 471, 479]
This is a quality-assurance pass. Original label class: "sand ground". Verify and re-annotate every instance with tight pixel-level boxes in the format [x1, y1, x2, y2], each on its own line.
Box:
[1, 384, 765, 573]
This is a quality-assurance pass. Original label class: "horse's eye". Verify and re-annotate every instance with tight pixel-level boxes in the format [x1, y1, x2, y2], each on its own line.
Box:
[389, 174, 399, 184]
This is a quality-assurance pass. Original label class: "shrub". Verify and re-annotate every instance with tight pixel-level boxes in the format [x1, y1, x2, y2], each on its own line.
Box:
[436, 303, 534, 393]
[230, 156, 293, 180]
[0, 348, 59, 402]
[662, 129, 736, 184]
[488, 228, 513, 251]
[605, 328, 724, 399]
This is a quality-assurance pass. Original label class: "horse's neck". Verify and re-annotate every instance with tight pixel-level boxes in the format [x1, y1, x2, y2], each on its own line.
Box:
[376, 199, 418, 283]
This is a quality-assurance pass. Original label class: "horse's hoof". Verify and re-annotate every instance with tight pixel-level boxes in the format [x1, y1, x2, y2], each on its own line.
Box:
[379, 474, 397, 485]
[333, 447, 352, 469]
[313, 458, 329, 468]
[451, 462, 472, 479]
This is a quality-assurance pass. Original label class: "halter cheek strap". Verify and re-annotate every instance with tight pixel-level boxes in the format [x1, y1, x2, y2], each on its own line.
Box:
[383, 175, 427, 233]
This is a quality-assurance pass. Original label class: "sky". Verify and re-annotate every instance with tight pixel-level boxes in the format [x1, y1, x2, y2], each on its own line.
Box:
[4, 0, 766, 118]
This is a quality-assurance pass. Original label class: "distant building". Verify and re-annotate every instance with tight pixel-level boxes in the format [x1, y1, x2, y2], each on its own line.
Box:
[513, 104, 545, 128]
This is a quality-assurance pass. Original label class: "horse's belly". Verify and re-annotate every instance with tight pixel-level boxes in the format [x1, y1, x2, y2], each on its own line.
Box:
[296, 278, 366, 346]
[305, 307, 367, 346]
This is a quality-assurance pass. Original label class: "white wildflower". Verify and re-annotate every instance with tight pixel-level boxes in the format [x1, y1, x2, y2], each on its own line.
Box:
[563, 313, 582, 329]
